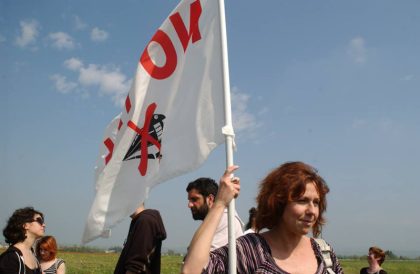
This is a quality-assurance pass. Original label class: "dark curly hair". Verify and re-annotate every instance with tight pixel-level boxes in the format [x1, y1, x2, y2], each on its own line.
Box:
[245, 207, 257, 230]
[3, 207, 44, 245]
[255, 162, 329, 237]
[186, 177, 218, 198]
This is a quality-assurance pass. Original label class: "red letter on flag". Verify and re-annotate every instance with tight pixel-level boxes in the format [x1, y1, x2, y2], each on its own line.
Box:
[170, 0, 202, 52]
[140, 30, 177, 80]
[140, 0, 202, 79]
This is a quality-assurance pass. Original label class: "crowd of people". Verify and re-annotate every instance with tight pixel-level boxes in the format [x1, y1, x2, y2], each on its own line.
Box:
[0, 161, 388, 274]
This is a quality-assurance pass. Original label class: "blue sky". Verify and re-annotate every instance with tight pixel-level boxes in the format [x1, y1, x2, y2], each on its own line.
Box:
[1, 0, 420, 256]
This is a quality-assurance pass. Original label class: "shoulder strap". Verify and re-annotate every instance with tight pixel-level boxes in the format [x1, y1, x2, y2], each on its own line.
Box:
[314, 238, 335, 274]
[55, 258, 64, 268]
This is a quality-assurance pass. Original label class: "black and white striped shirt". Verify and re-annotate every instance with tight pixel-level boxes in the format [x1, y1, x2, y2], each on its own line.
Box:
[205, 233, 344, 274]
[43, 258, 64, 274]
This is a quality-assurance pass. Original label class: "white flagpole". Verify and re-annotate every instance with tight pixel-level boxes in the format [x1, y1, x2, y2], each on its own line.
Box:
[218, 0, 236, 273]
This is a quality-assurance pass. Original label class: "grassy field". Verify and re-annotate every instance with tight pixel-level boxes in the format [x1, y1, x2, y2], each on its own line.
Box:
[2, 249, 420, 273]
[49, 252, 420, 273]
[57, 251, 184, 273]
[340, 259, 420, 274]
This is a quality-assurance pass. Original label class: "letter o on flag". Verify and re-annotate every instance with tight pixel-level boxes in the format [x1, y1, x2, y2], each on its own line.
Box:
[140, 30, 177, 80]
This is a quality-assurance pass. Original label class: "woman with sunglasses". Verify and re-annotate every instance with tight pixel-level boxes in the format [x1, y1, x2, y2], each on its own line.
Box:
[36, 236, 66, 274]
[0, 207, 45, 274]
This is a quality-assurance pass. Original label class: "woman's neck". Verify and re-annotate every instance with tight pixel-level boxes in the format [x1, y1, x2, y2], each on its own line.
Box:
[264, 226, 308, 253]
[15, 238, 35, 252]
[368, 262, 381, 272]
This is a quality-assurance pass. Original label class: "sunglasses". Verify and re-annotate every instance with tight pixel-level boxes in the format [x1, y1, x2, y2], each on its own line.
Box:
[31, 217, 45, 225]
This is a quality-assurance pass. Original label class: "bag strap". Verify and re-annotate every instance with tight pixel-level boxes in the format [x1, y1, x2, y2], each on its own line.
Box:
[314, 238, 335, 274]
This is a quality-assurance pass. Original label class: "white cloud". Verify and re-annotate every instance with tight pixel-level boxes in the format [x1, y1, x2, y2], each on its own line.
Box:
[231, 87, 260, 134]
[91, 27, 109, 42]
[15, 20, 39, 48]
[58, 58, 131, 106]
[379, 118, 394, 132]
[401, 74, 414, 81]
[74, 15, 87, 30]
[78, 64, 131, 105]
[50, 74, 78, 94]
[64, 57, 83, 71]
[49, 32, 75, 50]
[352, 118, 368, 129]
[352, 118, 400, 136]
[347, 36, 367, 64]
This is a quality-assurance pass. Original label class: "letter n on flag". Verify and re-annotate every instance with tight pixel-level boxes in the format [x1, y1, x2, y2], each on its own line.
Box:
[83, 0, 225, 243]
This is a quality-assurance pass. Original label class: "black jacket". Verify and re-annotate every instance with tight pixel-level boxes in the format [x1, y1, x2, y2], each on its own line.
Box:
[114, 209, 167, 274]
[0, 246, 41, 274]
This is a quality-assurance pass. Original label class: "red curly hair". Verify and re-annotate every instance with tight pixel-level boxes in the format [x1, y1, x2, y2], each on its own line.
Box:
[36, 235, 58, 261]
[255, 161, 330, 237]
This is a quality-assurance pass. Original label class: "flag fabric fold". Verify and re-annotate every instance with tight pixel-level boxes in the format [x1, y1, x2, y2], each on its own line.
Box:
[83, 0, 225, 244]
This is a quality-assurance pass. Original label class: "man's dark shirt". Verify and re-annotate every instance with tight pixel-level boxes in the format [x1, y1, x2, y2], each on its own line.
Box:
[114, 209, 167, 274]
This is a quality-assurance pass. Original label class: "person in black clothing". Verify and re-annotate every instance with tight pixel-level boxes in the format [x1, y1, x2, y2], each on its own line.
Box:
[0, 207, 45, 274]
[360, 246, 388, 274]
[243, 207, 257, 234]
[114, 203, 167, 274]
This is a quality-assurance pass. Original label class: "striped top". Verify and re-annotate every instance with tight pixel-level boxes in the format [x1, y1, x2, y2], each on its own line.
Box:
[43, 258, 65, 274]
[204, 233, 344, 274]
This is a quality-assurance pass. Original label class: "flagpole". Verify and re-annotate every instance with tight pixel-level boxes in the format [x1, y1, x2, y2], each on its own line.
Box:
[218, 0, 237, 273]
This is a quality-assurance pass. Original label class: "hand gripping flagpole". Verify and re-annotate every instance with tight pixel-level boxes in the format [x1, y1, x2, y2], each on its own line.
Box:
[218, 0, 237, 273]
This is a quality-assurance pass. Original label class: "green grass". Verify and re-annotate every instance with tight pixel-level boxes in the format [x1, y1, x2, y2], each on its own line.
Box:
[59, 252, 184, 273]
[340, 259, 420, 274]
[2, 249, 420, 273]
[59, 253, 420, 274]
[60, 252, 118, 273]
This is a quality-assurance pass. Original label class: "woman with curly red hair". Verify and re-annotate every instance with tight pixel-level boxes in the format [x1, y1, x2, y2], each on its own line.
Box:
[36, 236, 66, 274]
[183, 162, 343, 274]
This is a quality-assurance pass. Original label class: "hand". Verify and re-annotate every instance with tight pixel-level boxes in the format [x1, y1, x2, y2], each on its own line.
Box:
[216, 165, 240, 207]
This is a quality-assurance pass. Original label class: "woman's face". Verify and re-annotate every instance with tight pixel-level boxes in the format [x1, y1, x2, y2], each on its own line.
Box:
[39, 245, 51, 261]
[24, 214, 45, 238]
[367, 251, 379, 265]
[280, 182, 320, 236]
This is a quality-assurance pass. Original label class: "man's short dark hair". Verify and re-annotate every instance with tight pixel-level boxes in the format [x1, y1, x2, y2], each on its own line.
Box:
[186, 177, 218, 197]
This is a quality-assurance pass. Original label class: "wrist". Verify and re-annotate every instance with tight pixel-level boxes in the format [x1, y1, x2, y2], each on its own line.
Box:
[213, 200, 227, 210]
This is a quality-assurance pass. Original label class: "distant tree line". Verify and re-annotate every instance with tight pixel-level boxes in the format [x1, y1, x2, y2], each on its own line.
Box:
[58, 245, 117, 253]
[164, 249, 184, 256]
[57, 245, 186, 255]
[10, 244, 413, 259]
[338, 250, 420, 260]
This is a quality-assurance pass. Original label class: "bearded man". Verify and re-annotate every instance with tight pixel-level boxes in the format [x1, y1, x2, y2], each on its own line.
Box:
[186, 177, 244, 250]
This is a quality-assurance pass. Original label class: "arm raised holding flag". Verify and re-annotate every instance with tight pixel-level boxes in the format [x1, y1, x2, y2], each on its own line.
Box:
[182, 165, 240, 274]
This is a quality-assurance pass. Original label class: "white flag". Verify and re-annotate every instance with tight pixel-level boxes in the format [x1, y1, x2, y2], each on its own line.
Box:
[83, 0, 225, 243]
